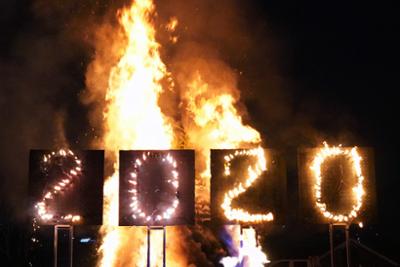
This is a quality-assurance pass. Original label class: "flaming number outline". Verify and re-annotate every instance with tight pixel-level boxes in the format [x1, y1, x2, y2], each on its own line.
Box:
[129, 152, 179, 223]
[221, 147, 274, 223]
[310, 142, 365, 223]
[35, 149, 83, 223]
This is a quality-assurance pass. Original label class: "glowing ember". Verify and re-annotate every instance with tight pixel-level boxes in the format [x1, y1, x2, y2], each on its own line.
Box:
[221, 147, 274, 223]
[129, 152, 179, 222]
[310, 142, 365, 223]
[34, 149, 82, 224]
[166, 17, 178, 32]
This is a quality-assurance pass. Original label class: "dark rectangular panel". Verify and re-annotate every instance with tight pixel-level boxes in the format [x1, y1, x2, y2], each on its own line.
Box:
[298, 147, 377, 225]
[119, 150, 195, 226]
[211, 148, 287, 225]
[29, 149, 104, 225]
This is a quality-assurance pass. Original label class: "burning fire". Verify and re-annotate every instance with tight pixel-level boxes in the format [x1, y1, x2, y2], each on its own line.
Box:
[221, 148, 274, 223]
[310, 142, 365, 223]
[35, 149, 82, 224]
[165, 17, 179, 43]
[179, 67, 269, 265]
[180, 73, 262, 216]
[220, 226, 270, 267]
[96, 0, 175, 266]
[85, 0, 269, 265]
[103, 0, 174, 151]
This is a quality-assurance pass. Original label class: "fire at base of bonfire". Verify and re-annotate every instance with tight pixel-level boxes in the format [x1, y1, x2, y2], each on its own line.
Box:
[220, 226, 270, 267]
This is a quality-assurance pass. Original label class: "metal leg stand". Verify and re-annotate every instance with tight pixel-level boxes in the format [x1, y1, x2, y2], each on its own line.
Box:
[54, 226, 58, 267]
[329, 224, 334, 267]
[147, 226, 151, 267]
[54, 225, 73, 267]
[163, 227, 166, 267]
[147, 226, 166, 267]
[345, 224, 351, 267]
[240, 225, 244, 249]
[330, 223, 351, 267]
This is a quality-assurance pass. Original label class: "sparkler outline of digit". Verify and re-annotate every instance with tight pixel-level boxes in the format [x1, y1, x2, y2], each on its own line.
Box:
[310, 142, 365, 223]
[35, 149, 83, 223]
[220, 147, 274, 223]
[129, 152, 179, 223]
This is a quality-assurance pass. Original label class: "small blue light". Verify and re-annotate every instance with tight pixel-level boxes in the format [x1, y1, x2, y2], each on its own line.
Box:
[80, 238, 91, 243]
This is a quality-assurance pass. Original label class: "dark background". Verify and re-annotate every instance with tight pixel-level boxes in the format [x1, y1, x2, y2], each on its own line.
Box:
[1, 0, 399, 265]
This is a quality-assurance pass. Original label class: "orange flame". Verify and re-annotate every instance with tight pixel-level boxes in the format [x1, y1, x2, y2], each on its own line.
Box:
[179, 69, 268, 265]
[85, 0, 269, 265]
[96, 0, 176, 266]
[180, 72, 261, 216]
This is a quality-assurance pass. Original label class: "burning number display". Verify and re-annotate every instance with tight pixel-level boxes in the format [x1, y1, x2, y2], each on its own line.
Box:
[211, 148, 286, 224]
[221, 147, 274, 223]
[29, 149, 104, 225]
[34, 149, 83, 224]
[119, 150, 195, 226]
[297, 144, 377, 225]
[310, 142, 365, 223]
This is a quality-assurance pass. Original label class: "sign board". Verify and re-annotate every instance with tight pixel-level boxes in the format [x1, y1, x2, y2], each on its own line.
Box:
[211, 148, 287, 224]
[119, 150, 195, 226]
[298, 146, 377, 225]
[29, 149, 104, 225]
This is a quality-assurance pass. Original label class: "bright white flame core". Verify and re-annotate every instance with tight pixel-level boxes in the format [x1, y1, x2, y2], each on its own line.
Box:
[221, 147, 274, 223]
[129, 152, 180, 222]
[35, 149, 82, 223]
[220, 226, 269, 267]
[310, 142, 365, 223]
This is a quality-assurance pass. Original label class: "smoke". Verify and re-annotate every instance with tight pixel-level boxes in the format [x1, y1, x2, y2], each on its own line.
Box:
[158, 0, 363, 149]
[0, 0, 126, 221]
[0, 1, 82, 221]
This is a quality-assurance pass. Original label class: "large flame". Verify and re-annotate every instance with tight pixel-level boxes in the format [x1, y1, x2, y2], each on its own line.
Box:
[104, 0, 174, 151]
[178, 70, 268, 265]
[180, 72, 261, 216]
[97, 0, 175, 266]
[85, 0, 269, 265]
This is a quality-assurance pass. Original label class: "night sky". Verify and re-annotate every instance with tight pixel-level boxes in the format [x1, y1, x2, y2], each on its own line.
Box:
[1, 0, 399, 265]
